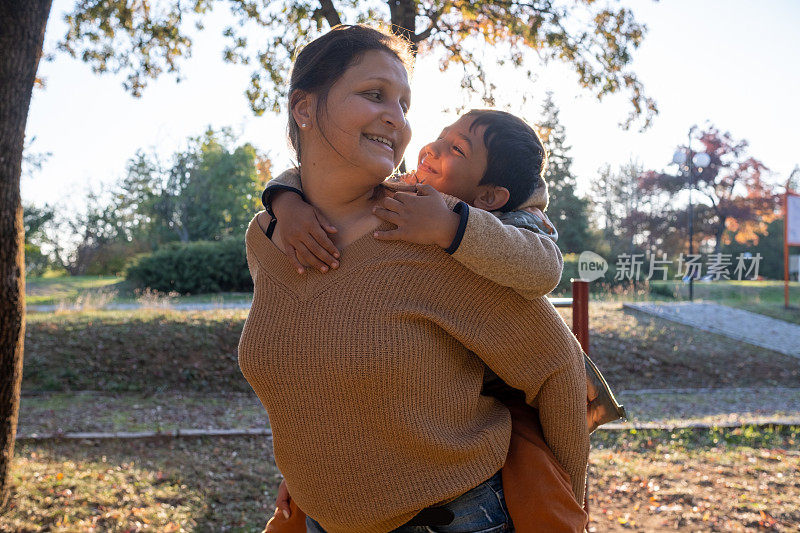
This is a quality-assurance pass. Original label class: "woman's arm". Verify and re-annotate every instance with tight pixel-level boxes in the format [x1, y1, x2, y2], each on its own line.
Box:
[465, 296, 589, 504]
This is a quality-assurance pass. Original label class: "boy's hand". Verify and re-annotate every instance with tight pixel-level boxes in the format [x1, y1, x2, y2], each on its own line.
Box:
[272, 190, 339, 274]
[275, 478, 292, 519]
[372, 184, 460, 249]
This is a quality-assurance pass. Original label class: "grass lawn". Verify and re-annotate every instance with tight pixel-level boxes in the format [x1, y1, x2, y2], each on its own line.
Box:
[25, 275, 252, 307]
[18, 392, 269, 436]
[12, 300, 800, 531]
[18, 388, 800, 439]
[3, 428, 798, 532]
[27, 275, 800, 327]
[23, 303, 800, 394]
[24, 309, 250, 393]
[558, 303, 799, 391]
[649, 280, 800, 325]
[25, 276, 129, 306]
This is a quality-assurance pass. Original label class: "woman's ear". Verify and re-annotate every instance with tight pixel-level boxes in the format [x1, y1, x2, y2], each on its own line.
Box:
[473, 185, 511, 211]
[290, 90, 314, 130]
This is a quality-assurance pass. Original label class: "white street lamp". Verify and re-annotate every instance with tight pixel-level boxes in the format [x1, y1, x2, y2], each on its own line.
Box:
[672, 129, 712, 301]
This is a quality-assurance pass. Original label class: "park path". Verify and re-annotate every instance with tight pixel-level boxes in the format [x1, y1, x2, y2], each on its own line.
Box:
[624, 301, 800, 359]
[17, 387, 800, 440]
[27, 301, 252, 313]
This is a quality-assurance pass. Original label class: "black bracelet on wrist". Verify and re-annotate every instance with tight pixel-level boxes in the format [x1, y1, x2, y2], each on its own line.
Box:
[444, 202, 469, 255]
[262, 185, 305, 219]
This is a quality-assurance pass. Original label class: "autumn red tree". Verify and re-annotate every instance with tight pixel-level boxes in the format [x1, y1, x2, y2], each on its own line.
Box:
[639, 126, 779, 254]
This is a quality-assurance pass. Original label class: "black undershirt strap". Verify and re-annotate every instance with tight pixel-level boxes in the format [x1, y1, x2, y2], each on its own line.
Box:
[266, 217, 277, 240]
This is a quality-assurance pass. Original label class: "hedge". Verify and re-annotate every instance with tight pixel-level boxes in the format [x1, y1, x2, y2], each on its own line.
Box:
[126, 238, 251, 294]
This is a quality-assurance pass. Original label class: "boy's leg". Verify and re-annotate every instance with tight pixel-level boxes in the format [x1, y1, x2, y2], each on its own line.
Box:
[263, 499, 307, 533]
[502, 398, 588, 533]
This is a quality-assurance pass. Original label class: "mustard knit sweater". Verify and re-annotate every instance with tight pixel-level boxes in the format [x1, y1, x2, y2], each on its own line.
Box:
[239, 214, 588, 533]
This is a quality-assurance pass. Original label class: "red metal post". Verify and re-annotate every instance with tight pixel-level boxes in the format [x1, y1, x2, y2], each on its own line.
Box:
[785, 190, 790, 309]
[572, 279, 590, 354]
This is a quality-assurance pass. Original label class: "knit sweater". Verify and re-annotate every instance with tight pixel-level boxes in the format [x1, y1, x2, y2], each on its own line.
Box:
[263, 169, 564, 300]
[239, 207, 588, 533]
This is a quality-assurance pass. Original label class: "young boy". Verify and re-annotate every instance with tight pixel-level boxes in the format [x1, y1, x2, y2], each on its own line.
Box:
[262, 109, 624, 532]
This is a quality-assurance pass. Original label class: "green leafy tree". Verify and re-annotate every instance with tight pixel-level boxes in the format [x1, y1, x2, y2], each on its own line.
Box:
[538, 93, 591, 254]
[60, 1, 657, 128]
[23, 203, 65, 276]
[590, 159, 685, 259]
[65, 186, 144, 275]
[151, 129, 268, 243]
[2, 0, 657, 503]
[22, 142, 61, 276]
[67, 129, 270, 274]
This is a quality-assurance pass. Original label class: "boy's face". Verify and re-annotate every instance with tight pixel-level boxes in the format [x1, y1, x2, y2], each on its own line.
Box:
[415, 115, 488, 204]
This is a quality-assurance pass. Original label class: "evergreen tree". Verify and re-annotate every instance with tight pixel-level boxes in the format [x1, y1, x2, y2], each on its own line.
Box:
[537, 94, 591, 254]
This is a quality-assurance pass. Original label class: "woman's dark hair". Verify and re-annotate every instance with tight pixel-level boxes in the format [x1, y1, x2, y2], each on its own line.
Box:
[464, 109, 548, 212]
[288, 24, 413, 159]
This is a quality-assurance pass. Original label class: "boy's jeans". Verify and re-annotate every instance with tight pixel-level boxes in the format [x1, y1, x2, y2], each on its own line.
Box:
[305, 469, 514, 533]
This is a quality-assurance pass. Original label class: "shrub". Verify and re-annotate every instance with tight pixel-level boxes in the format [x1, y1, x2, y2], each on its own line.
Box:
[72, 239, 151, 276]
[126, 238, 251, 294]
[554, 253, 620, 293]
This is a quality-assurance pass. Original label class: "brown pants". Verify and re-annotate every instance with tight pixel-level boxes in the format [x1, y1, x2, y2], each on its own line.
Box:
[501, 398, 587, 532]
[263, 401, 587, 533]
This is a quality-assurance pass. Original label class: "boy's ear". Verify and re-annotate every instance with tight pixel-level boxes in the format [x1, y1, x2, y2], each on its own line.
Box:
[473, 185, 511, 211]
[290, 90, 314, 129]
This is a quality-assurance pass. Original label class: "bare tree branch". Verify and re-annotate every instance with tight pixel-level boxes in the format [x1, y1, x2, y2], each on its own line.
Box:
[315, 0, 341, 27]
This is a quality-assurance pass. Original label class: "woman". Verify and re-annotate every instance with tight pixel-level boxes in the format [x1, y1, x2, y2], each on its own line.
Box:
[238, 25, 588, 533]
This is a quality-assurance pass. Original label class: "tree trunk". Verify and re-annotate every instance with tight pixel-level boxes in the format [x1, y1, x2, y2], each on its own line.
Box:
[389, 0, 418, 53]
[0, 0, 52, 507]
[713, 219, 726, 255]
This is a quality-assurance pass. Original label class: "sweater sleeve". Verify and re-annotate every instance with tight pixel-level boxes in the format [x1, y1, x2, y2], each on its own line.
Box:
[467, 296, 589, 504]
[537, 360, 590, 503]
[449, 205, 564, 300]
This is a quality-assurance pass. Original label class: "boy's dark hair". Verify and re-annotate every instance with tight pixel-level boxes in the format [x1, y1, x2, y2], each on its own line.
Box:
[464, 109, 548, 212]
[287, 25, 413, 159]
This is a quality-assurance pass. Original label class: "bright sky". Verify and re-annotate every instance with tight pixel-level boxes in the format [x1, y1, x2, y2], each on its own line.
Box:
[23, 0, 800, 215]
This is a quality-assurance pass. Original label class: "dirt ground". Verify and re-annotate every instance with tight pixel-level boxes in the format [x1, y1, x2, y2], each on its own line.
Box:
[586, 446, 799, 531]
[22, 303, 800, 394]
[3, 431, 798, 532]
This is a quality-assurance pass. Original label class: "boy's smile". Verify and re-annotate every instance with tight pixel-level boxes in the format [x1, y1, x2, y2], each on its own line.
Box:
[414, 115, 489, 204]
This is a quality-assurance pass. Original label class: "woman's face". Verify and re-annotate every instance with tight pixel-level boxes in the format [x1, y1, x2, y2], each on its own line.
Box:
[308, 50, 412, 181]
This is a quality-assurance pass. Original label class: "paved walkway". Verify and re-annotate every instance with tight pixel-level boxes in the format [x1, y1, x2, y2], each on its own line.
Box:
[624, 301, 800, 359]
[29, 297, 576, 313]
[27, 301, 253, 313]
[18, 387, 800, 440]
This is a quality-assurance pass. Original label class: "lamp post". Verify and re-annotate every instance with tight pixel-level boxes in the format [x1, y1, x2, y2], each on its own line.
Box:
[673, 128, 711, 301]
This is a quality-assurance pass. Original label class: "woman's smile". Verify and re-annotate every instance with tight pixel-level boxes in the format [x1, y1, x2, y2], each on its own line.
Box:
[363, 133, 396, 155]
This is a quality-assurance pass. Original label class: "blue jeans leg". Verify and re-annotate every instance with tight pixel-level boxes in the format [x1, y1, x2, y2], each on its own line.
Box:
[305, 470, 514, 533]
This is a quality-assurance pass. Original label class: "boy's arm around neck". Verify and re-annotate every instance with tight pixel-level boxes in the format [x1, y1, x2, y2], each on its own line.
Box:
[448, 204, 563, 299]
[264, 171, 564, 299]
[262, 168, 304, 215]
